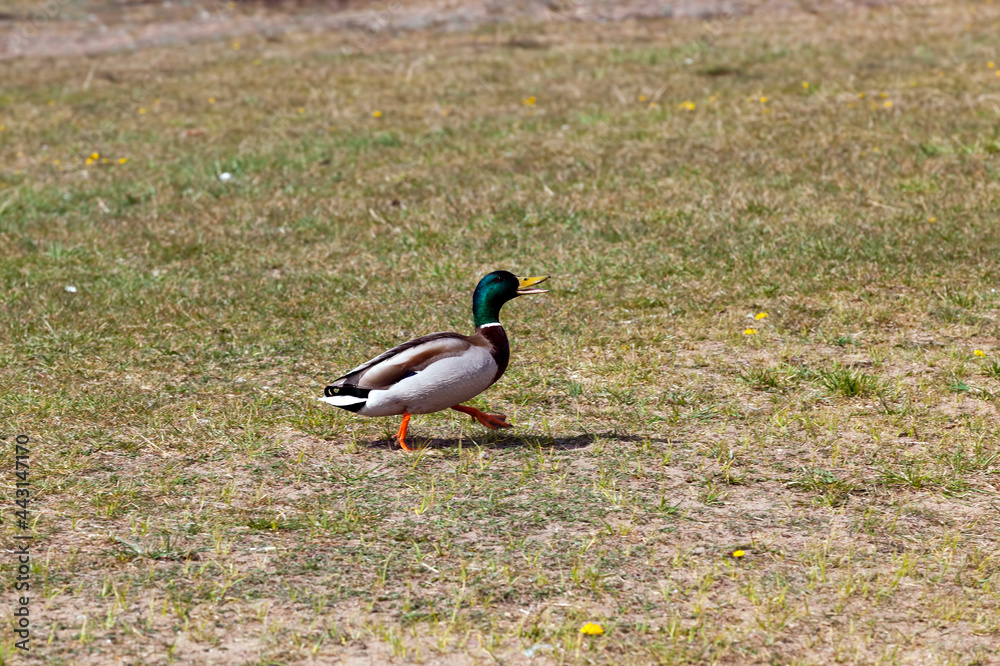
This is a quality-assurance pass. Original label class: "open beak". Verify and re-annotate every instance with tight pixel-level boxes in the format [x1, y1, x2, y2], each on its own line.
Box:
[517, 275, 550, 296]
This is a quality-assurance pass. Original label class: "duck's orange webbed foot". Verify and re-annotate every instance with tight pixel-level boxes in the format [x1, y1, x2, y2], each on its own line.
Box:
[395, 412, 414, 451]
[451, 405, 512, 429]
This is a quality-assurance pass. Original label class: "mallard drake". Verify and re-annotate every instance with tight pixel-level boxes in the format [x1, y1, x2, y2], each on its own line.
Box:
[320, 271, 550, 451]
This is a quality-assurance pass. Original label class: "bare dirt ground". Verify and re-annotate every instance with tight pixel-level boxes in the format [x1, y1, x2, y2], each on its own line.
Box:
[3, 0, 895, 61]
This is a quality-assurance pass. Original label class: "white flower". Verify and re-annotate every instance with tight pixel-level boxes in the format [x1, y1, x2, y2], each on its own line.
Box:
[219, 172, 233, 182]
[64, 285, 77, 293]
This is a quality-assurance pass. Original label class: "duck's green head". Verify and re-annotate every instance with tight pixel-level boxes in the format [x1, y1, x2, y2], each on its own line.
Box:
[472, 271, 549, 327]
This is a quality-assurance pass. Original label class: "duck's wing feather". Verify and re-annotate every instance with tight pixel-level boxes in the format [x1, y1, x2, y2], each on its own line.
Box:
[326, 332, 475, 392]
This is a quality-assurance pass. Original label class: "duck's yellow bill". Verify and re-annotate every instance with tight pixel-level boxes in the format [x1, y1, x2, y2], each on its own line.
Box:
[517, 275, 550, 295]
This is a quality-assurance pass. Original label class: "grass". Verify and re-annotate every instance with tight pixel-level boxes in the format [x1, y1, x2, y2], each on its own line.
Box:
[816, 364, 883, 398]
[2, 1, 1000, 663]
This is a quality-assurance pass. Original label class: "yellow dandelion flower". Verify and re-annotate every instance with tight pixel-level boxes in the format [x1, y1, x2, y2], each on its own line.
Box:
[682, 101, 695, 110]
[52, 159, 60, 165]
[522, 96, 537, 106]
[372, 110, 382, 118]
[209, 97, 216, 104]
[755, 312, 768, 320]
[139, 108, 146, 114]
[884, 100, 893, 108]
[297, 107, 304, 114]
[85, 158, 93, 165]
[759, 96, 767, 103]
[744, 328, 757, 336]
[580, 622, 604, 636]
[880, 92, 888, 98]
[996, 70, 1000, 77]
[253, 58, 261, 65]
[639, 94, 646, 102]
[732, 550, 745, 558]
[873, 147, 880, 152]
[974, 350, 985, 357]
[119, 158, 127, 164]
[0, 125, 5, 131]
[232, 41, 240, 50]
[928, 216, 936, 223]
[858, 92, 865, 98]
[802, 81, 809, 89]
[709, 95, 717, 102]
[989, 62, 996, 69]
[90, 152, 99, 159]
[47, 100, 54, 105]
[102, 158, 108, 163]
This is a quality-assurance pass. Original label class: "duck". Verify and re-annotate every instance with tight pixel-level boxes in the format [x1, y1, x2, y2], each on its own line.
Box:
[320, 271, 550, 451]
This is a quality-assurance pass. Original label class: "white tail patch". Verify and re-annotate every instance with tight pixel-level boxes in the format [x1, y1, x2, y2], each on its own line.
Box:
[318, 395, 366, 408]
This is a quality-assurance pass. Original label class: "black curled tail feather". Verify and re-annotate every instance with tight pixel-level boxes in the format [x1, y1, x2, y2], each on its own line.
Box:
[324, 384, 371, 399]
[322, 384, 369, 413]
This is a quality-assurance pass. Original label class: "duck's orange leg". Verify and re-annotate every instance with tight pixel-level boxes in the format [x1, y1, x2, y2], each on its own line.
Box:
[395, 412, 414, 451]
[451, 405, 512, 429]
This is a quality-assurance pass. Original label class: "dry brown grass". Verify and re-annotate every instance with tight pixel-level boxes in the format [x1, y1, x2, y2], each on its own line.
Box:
[2, 1, 1000, 663]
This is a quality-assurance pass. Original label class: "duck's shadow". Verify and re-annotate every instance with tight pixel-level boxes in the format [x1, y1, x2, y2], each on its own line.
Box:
[366, 433, 678, 451]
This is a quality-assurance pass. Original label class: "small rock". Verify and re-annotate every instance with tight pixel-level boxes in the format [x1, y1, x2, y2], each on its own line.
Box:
[524, 643, 553, 658]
